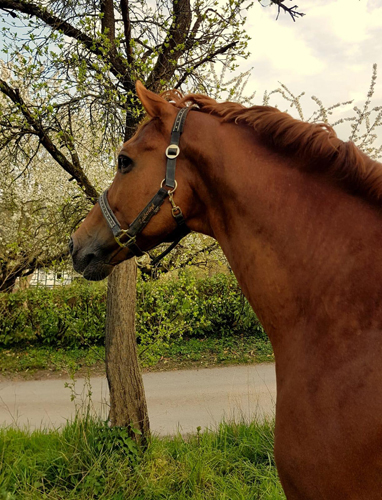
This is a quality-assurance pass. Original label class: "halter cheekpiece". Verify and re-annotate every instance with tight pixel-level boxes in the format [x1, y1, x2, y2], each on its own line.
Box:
[98, 106, 191, 265]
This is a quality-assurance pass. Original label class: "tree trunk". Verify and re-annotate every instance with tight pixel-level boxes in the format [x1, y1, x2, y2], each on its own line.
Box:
[0, 275, 17, 293]
[105, 259, 150, 443]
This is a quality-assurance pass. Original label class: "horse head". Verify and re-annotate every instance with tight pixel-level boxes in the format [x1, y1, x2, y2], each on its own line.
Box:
[70, 82, 211, 280]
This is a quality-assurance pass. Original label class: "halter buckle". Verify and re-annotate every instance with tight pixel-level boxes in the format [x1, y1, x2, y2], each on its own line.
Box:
[165, 144, 180, 160]
[115, 230, 136, 249]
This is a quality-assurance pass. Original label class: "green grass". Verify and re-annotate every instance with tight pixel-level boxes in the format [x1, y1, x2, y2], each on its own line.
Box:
[0, 335, 274, 378]
[155, 335, 274, 370]
[0, 417, 284, 499]
[0, 346, 105, 376]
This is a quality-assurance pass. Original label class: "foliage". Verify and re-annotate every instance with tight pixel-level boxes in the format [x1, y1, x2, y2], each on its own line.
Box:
[0, 280, 107, 347]
[0, 417, 283, 499]
[0, 62, 109, 292]
[0, 154, 90, 292]
[0, 273, 266, 353]
[136, 271, 262, 363]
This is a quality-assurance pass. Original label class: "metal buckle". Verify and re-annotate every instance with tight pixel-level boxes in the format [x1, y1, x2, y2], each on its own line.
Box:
[115, 230, 136, 249]
[165, 144, 180, 159]
[172, 206, 182, 217]
[168, 191, 183, 218]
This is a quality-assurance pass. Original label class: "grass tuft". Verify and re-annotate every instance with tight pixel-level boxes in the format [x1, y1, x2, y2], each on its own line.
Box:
[0, 417, 284, 499]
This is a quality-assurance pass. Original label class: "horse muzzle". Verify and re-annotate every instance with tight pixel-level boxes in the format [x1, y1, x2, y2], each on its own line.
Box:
[69, 236, 114, 281]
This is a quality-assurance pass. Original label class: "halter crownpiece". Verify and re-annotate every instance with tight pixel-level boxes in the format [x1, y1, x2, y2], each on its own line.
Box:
[98, 106, 192, 263]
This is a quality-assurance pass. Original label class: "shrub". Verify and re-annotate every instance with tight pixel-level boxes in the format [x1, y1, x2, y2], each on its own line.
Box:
[0, 281, 107, 347]
[0, 272, 265, 351]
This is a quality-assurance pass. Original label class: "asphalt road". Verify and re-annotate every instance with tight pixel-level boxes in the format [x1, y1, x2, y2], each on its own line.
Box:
[0, 364, 276, 435]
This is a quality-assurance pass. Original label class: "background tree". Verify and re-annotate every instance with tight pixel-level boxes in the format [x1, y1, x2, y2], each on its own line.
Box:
[0, 0, 304, 440]
[0, 63, 115, 290]
[0, 157, 80, 291]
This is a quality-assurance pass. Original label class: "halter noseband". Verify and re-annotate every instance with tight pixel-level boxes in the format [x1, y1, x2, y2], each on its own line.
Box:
[98, 106, 191, 265]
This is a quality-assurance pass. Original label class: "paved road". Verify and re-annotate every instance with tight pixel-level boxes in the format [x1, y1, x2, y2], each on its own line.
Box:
[0, 364, 276, 435]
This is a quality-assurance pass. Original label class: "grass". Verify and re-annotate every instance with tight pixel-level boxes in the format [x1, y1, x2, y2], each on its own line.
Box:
[0, 417, 284, 499]
[153, 335, 274, 370]
[0, 346, 105, 378]
[0, 335, 274, 379]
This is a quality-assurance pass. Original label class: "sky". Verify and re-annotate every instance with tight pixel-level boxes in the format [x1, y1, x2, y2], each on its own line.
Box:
[0, 0, 381, 143]
[240, 0, 382, 140]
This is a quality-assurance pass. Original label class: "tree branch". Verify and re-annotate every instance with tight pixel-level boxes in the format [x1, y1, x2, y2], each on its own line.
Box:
[139, 242, 219, 278]
[101, 0, 116, 44]
[0, 78, 99, 201]
[0, 0, 134, 92]
[145, 0, 192, 92]
[175, 41, 237, 89]
[120, 0, 134, 64]
[268, 0, 305, 21]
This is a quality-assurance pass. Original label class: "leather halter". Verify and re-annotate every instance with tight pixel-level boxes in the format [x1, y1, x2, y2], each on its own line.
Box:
[98, 106, 191, 264]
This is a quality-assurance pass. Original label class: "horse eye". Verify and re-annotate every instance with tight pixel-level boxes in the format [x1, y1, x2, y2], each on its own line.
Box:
[118, 155, 133, 173]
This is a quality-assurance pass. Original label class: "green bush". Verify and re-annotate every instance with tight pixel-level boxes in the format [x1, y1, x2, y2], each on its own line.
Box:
[0, 272, 266, 351]
[0, 280, 107, 347]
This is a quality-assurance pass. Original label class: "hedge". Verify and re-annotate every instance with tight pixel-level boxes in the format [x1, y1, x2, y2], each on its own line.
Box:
[0, 272, 266, 353]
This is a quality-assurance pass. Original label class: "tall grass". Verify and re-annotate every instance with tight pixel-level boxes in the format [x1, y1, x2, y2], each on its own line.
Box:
[0, 417, 284, 499]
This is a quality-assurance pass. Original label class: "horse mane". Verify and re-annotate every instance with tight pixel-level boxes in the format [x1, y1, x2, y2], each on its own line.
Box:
[163, 90, 382, 205]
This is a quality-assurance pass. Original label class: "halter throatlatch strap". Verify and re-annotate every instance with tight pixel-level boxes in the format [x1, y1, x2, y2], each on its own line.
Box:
[98, 106, 191, 262]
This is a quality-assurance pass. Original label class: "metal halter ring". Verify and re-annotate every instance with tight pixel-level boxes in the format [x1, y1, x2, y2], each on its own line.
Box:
[161, 179, 177, 194]
[165, 144, 180, 159]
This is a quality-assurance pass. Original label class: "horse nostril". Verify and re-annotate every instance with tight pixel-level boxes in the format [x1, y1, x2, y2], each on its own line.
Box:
[68, 237, 74, 255]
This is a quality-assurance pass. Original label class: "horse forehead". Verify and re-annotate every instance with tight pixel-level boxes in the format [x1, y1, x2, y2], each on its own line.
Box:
[120, 119, 166, 153]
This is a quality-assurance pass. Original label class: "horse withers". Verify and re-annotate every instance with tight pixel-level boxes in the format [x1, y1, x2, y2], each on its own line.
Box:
[71, 81, 382, 499]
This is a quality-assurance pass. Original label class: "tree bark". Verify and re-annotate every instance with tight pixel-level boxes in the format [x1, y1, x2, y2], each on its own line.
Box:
[105, 258, 150, 443]
[0, 276, 17, 293]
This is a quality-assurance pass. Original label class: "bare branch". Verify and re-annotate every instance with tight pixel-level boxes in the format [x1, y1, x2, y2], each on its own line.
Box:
[267, 0, 305, 22]
[175, 41, 237, 89]
[0, 78, 99, 201]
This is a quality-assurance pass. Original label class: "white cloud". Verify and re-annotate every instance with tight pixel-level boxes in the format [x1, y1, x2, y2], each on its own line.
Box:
[310, 0, 375, 43]
[239, 0, 382, 124]
[245, 7, 325, 79]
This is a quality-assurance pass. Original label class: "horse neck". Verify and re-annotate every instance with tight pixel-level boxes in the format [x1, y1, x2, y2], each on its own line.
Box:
[186, 115, 382, 352]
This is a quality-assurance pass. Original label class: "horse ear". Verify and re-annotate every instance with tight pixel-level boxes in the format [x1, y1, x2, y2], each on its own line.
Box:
[136, 81, 172, 119]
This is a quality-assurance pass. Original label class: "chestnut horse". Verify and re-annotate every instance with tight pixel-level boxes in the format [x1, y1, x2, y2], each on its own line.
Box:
[71, 82, 382, 499]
